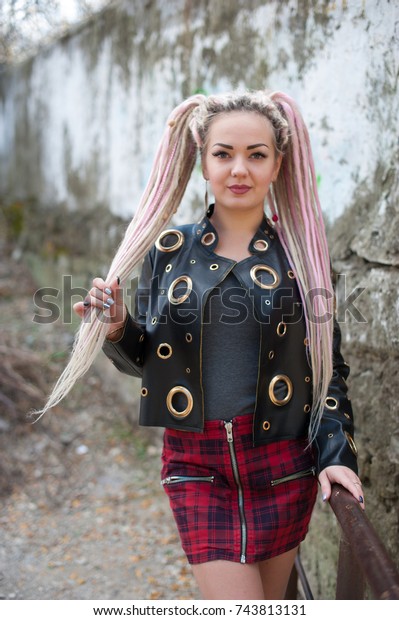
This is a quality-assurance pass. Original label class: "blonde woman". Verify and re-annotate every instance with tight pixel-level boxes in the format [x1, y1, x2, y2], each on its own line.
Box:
[44, 91, 362, 599]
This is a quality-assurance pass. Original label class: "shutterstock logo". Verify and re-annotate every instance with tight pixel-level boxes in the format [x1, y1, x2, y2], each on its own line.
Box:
[31, 273, 367, 326]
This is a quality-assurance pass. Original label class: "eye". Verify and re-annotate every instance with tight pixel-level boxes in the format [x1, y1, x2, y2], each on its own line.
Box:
[212, 150, 230, 159]
[249, 151, 267, 159]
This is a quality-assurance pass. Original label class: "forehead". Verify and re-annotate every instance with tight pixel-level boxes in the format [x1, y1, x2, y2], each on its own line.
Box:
[206, 111, 274, 144]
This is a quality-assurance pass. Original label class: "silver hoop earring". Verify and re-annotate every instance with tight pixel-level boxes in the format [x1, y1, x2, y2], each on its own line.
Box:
[204, 180, 209, 213]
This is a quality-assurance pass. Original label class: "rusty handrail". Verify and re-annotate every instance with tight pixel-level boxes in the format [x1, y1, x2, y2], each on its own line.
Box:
[329, 483, 399, 600]
[287, 484, 399, 600]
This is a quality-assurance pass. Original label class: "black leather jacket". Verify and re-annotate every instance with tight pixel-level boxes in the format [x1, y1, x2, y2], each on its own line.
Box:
[103, 213, 358, 474]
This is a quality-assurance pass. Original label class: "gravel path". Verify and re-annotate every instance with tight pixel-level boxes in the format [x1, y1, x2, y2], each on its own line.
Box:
[0, 410, 200, 600]
[0, 392, 200, 600]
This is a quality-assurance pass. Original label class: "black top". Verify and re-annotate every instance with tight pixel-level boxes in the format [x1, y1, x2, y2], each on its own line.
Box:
[202, 270, 260, 421]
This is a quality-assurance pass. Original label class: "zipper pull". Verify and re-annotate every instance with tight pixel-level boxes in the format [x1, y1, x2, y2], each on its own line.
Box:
[224, 421, 233, 443]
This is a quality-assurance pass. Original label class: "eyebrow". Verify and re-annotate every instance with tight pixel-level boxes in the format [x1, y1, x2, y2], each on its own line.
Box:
[247, 143, 270, 150]
[212, 142, 270, 150]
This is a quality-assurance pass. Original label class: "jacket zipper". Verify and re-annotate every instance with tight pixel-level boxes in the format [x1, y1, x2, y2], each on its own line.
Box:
[161, 475, 215, 485]
[224, 421, 247, 564]
[253, 313, 262, 441]
[270, 466, 316, 487]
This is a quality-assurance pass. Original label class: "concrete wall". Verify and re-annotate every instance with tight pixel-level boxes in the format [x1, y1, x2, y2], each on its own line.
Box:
[1, 0, 398, 598]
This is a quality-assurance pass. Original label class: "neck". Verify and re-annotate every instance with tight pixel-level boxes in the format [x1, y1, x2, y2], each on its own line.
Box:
[210, 204, 264, 236]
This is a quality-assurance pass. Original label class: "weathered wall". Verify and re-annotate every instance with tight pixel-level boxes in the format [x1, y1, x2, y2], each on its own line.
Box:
[0, 0, 398, 598]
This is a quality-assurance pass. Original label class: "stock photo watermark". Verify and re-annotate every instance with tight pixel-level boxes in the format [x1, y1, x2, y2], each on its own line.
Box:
[31, 274, 367, 327]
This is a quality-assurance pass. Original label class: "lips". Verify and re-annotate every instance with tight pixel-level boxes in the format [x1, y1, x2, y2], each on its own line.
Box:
[228, 185, 251, 195]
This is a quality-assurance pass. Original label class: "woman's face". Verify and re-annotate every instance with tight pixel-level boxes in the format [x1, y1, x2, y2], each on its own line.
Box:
[202, 111, 282, 216]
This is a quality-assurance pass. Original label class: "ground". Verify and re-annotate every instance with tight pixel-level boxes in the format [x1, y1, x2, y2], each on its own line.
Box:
[0, 252, 200, 601]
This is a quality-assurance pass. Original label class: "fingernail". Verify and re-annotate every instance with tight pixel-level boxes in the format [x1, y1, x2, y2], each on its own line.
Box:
[103, 302, 111, 309]
[105, 287, 112, 295]
[359, 496, 364, 504]
[83, 301, 90, 307]
[322, 494, 327, 502]
[116, 276, 120, 285]
[106, 297, 114, 306]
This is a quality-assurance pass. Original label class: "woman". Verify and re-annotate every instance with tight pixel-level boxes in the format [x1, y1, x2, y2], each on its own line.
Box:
[45, 90, 363, 599]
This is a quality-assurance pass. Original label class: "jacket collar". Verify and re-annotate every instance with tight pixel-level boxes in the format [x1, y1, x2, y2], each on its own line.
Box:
[195, 205, 277, 256]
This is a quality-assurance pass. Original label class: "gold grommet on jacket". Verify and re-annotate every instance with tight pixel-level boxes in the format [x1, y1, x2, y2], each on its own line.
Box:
[345, 431, 358, 456]
[268, 374, 293, 406]
[325, 396, 338, 410]
[155, 229, 184, 252]
[157, 343, 173, 359]
[166, 386, 193, 419]
[253, 239, 269, 252]
[277, 321, 287, 337]
[250, 264, 280, 289]
[201, 232, 216, 246]
[168, 275, 193, 305]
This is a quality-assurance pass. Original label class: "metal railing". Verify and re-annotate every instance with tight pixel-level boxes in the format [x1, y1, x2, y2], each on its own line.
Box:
[286, 484, 399, 600]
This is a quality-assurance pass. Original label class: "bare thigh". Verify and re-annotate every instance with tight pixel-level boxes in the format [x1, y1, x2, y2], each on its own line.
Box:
[191, 560, 265, 600]
[259, 546, 299, 600]
[191, 547, 298, 600]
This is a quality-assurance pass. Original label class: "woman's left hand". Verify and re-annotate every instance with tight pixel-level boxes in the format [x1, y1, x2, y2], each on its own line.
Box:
[318, 466, 365, 510]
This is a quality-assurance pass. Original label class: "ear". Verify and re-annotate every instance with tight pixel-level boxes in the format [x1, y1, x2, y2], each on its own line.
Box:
[272, 154, 283, 183]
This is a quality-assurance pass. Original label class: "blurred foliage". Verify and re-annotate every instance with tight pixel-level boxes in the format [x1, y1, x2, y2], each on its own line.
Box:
[0, 199, 24, 240]
[0, 0, 115, 65]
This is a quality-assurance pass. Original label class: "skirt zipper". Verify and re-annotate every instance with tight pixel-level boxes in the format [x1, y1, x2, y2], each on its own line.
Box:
[161, 475, 215, 485]
[270, 466, 316, 487]
[224, 421, 247, 564]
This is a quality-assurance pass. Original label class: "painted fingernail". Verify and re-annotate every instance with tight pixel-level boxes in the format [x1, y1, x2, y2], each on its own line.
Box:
[83, 301, 90, 307]
[322, 494, 327, 502]
[106, 297, 114, 306]
[105, 287, 112, 295]
[103, 302, 111, 309]
[359, 496, 364, 504]
[117, 276, 120, 285]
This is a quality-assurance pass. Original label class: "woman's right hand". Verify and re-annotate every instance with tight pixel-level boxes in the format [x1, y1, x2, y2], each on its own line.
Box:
[73, 276, 127, 338]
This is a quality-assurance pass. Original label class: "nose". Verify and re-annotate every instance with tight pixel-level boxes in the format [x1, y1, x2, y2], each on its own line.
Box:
[231, 156, 248, 178]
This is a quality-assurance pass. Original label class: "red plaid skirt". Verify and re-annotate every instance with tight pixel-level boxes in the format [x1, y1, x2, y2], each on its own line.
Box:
[161, 413, 318, 565]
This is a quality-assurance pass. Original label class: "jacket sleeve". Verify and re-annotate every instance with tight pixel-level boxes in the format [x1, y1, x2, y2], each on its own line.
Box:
[101, 251, 153, 378]
[314, 319, 358, 474]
